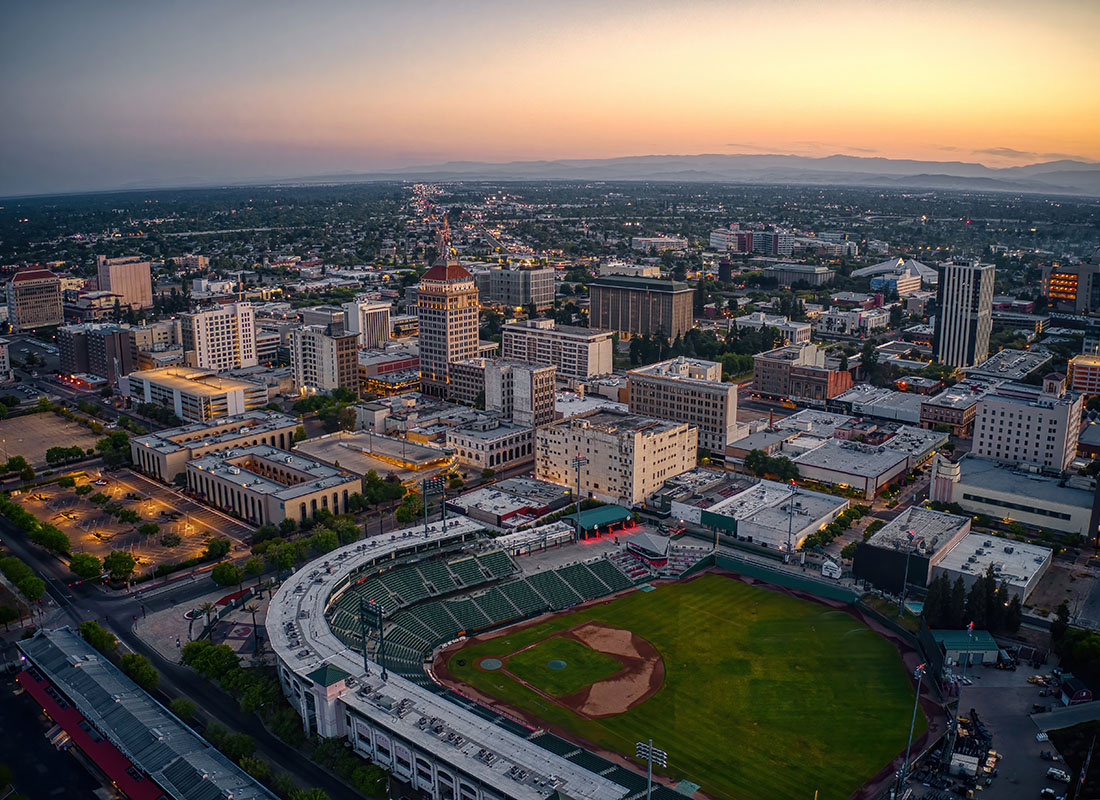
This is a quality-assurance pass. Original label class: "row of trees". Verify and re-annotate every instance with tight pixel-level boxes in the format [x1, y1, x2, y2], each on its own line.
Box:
[921, 566, 1023, 634]
[1051, 602, 1100, 688]
[0, 494, 69, 553]
[743, 449, 799, 481]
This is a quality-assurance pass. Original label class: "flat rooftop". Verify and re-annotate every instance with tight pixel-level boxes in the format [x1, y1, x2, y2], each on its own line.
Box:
[133, 410, 299, 455]
[937, 532, 1052, 589]
[563, 408, 688, 435]
[555, 392, 627, 419]
[773, 409, 854, 437]
[955, 455, 1095, 509]
[964, 349, 1052, 381]
[294, 431, 452, 480]
[448, 419, 531, 440]
[883, 425, 948, 457]
[589, 276, 690, 292]
[793, 439, 909, 477]
[867, 506, 970, 556]
[128, 367, 262, 396]
[710, 480, 846, 527]
[188, 444, 359, 500]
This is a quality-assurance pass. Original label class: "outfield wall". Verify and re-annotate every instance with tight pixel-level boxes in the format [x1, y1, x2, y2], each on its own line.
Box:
[714, 553, 860, 603]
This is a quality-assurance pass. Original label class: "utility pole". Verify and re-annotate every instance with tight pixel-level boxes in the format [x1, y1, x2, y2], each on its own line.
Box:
[572, 454, 589, 541]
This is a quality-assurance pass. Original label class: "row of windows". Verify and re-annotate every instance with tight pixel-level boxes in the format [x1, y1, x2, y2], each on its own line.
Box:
[960, 492, 1072, 521]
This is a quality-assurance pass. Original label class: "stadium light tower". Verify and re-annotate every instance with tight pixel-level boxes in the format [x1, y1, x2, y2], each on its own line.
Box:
[571, 454, 589, 540]
[359, 597, 386, 681]
[898, 529, 916, 614]
[894, 663, 925, 798]
[784, 479, 796, 563]
[635, 739, 667, 800]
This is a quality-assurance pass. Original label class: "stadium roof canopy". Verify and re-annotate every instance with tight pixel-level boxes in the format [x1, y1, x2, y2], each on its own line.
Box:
[563, 504, 633, 532]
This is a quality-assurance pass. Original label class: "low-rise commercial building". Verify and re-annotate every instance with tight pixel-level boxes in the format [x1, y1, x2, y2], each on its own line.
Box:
[733, 312, 811, 344]
[293, 430, 453, 485]
[793, 439, 910, 499]
[830, 384, 925, 424]
[446, 478, 571, 529]
[920, 382, 1002, 437]
[933, 533, 1051, 602]
[130, 410, 300, 483]
[963, 349, 1051, 382]
[125, 367, 268, 422]
[187, 444, 361, 525]
[764, 263, 835, 287]
[753, 343, 853, 403]
[883, 425, 949, 469]
[536, 409, 697, 505]
[445, 418, 534, 472]
[853, 507, 972, 594]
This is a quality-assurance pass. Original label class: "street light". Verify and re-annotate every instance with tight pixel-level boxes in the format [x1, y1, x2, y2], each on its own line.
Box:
[895, 663, 925, 798]
[635, 739, 667, 800]
[571, 455, 588, 541]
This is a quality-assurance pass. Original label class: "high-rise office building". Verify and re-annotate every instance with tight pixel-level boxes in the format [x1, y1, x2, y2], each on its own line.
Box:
[290, 323, 359, 394]
[417, 259, 479, 398]
[58, 323, 136, 385]
[972, 375, 1082, 472]
[588, 276, 693, 339]
[342, 299, 392, 348]
[934, 259, 995, 368]
[96, 255, 153, 309]
[7, 269, 62, 331]
[180, 302, 258, 371]
[486, 361, 556, 427]
[480, 267, 555, 310]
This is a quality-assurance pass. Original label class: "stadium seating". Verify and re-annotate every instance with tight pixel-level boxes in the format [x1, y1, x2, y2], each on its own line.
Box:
[526, 570, 584, 610]
[587, 558, 634, 592]
[499, 580, 548, 616]
[447, 556, 483, 586]
[379, 565, 430, 604]
[445, 597, 493, 632]
[556, 562, 609, 599]
[416, 559, 457, 594]
[407, 602, 462, 642]
[476, 549, 516, 579]
[471, 586, 520, 622]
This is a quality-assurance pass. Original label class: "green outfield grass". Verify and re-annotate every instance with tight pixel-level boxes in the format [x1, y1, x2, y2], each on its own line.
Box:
[447, 573, 924, 800]
[505, 636, 624, 697]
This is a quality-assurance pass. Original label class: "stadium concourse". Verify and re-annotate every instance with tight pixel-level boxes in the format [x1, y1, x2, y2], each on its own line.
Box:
[268, 515, 710, 800]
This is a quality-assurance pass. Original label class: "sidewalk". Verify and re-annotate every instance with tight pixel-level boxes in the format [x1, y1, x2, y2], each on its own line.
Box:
[135, 584, 271, 663]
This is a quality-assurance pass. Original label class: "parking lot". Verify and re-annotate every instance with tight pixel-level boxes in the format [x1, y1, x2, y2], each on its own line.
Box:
[17, 468, 254, 574]
[909, 664, 1069, 799]
[0, 414, 100, 467]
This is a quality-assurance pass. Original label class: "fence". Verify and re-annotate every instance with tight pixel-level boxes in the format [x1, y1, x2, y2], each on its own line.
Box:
[195, 585, 262, 641]
[714, 550, 861, 603]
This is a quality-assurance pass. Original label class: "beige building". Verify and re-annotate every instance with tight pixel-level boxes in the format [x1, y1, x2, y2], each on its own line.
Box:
[973, 375, 1083, 472]
[588, 276, 693, 340]
[186, 444, 360, 525]
[501, 319, 613, 380]
[449, 359, 556, 427]
[180, 302, 257, 371]
[446, 419, 534, 472]
[342, 299, 391, 348]
[627, 357, 740, 454]
[536, 409, 697, 505]
[290, 323, 359, 395]
[131, 410, 301, 483]
[124, 367, 268, 422]
[417, 260, 479, 398]
[7, 269, 62, 331]
[96, 255, 153, 309]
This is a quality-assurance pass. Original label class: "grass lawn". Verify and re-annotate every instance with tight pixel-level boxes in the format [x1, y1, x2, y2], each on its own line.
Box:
[448, 573, 924, 800]
[505, 636, 623, 697]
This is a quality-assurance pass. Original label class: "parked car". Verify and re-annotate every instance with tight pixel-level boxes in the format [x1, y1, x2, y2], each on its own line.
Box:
[1046, 767, 1070, 783]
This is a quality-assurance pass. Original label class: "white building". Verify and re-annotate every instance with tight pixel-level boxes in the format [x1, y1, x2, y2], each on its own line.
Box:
[342, 299, 392, 348]
[631, 235, 688, 252]
[0, 337, 10, 382]
[536, 409, 697, 505]
[733, 312, 812, 344]
[445, 419, 534, 472]
[501, 319, 613, 380]
[934, 259, 994, 367]
[626, 357, 741, 454]
[972, 375, 1083, 472]
[933, 532, 1052, 602]
[817, 306, 889, 336]
[124, 367, 268, 422]
[180, 302, 258, 371]
[792, 439, 910, 500]
[599, 262, 660, 278]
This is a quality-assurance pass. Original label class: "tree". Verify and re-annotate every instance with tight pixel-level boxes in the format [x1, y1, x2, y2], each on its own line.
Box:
[0, 605, 19, 630]
[170, 697, 197, 721]
[292, 425, 307, 443]
[244, 556, 265, 586]
[1004, 593, 1023, 633]
[198, 601, 218, 631]
[278, 517, 298, 536]
[120, 653, 159, 691]
[103, 550, 137, 583]
[289, 790, 329, 800]
[204, 538, 232, 560]
[244, 602, 261, 654]
[949, 576, 967, 629]
[1051, 599, 1071, 643]
[17, 576, 45, 604]
[840, 542, 857, 560]
[79, 620, 118, 653]
[68, 553, 102, 581]
[481, 468, 495, 480]
[160, 532, 182, 547]
[138, 522, 160, 537]
[182, 640, 240, 680]
[211, 561, 243, 589]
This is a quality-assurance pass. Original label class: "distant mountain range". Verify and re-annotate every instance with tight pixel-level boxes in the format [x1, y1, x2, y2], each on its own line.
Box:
[296, 153, 1100, 196]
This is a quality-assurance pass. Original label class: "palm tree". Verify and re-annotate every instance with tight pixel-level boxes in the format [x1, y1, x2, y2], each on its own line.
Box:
[198, 601, 217, 634]
[244, 602, 261, 656]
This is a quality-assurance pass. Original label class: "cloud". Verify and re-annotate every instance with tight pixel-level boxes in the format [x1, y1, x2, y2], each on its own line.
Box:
[974, 146, 1041, 159]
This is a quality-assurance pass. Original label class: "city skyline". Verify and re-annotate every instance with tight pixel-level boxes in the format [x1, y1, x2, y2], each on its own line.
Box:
[2, 0, 1099, 196]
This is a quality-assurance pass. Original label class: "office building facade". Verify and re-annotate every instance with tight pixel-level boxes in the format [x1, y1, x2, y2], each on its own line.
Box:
[7, 269, 62, 330]
[290, 323, 359, 395]
[483, 267, 555, 310]
[342, 299, 392, 348]
[972, 376, 1082, 472]
[95, 255, 153, 309]
[588, 276, 693, 339]
[58, 323, 136, 385]
[501, 319, 613, 380]
[417, 261, 480, 398]
[934, 259, 994, 368]
[180, 302, 258, 371]
[125, 367, 268, 422]
[627, 357, 739, 454]
[752, 343, 853, 402]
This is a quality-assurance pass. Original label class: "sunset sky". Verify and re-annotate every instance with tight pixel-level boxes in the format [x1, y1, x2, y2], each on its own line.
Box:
[2, 0, 1098, 195]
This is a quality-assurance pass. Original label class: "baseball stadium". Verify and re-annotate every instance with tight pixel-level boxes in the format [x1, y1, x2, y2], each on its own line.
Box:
[267, 513, 925, 800]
